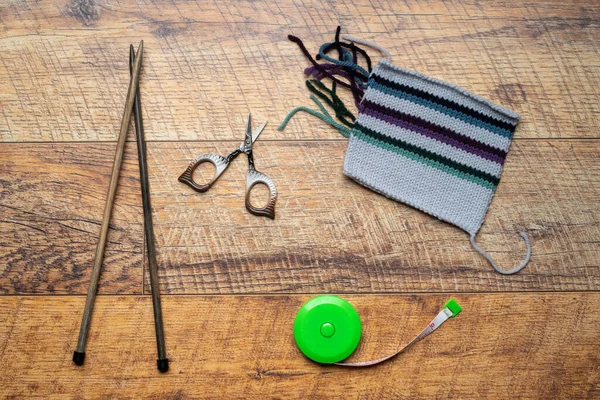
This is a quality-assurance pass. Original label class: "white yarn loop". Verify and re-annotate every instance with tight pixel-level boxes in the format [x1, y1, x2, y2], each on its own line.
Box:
[470, 232, 531, 275]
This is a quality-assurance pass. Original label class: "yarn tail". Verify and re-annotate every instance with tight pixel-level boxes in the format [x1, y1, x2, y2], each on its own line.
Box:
[341, 35, 391, 62]
[306, 80, 356, 127]
[470, 232, 531, 275]
[278, 94, 353, 138]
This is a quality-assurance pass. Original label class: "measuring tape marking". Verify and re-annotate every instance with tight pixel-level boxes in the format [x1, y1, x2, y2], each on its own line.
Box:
[335, 299, 461, 367]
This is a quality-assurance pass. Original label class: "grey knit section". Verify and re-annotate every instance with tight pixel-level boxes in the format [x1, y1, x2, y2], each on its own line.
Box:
[375, 60, 521, 123]
[344, 136, 494, 234]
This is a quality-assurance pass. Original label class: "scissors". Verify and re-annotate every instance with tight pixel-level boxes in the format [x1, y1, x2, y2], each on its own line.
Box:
[179, 114, 277, 219]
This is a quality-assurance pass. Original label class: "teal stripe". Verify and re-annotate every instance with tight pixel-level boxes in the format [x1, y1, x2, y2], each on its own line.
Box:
[352, 128, 497, 190]
[369, 81, 513, 139]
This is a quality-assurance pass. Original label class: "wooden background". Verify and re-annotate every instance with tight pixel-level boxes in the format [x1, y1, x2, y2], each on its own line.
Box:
[1, 0, 599, 398]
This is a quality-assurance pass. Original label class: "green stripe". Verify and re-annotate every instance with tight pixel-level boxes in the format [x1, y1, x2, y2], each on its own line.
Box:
[352, 128, 497, 190]
[355, 123, 499, 185]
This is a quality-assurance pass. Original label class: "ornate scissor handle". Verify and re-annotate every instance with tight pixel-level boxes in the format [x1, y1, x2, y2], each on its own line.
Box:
[245, 167, 277, 219]
[178, 153, 230, 193]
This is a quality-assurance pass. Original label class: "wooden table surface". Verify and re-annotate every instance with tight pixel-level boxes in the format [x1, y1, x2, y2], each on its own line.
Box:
[1, 0, 599, 398]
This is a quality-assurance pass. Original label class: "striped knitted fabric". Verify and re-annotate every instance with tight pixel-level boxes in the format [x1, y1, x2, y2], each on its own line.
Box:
[344, 59, 531, 274]
[279, 31, 532, 274]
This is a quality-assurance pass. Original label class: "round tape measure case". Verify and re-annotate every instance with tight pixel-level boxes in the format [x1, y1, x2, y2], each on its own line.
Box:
[293, 295, 362, 364]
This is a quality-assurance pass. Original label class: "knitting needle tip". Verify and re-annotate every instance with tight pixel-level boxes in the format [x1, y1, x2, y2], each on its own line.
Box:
[136, 40, 144, 58]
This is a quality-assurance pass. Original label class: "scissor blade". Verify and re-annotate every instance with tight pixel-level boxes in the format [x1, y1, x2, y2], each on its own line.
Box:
[247, 113, 253, 140]
[251, 120, 268, 143]
[240, 119, 267, 151]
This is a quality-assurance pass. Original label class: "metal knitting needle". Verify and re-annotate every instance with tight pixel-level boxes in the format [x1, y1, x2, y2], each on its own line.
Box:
[129, 44, 169, 372]
[73, 40, 144, 366]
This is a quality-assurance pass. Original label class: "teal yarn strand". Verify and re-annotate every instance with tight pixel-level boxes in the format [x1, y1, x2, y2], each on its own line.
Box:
[278, 94, 352, 138]
[318, 43, 370, 82]
[312, 93, 333, 118]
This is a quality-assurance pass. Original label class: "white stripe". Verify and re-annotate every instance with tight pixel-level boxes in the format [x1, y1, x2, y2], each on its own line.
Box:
[364, 87, 512, 152]
[358, 114, 503, 177]
[374, 64, 518, 125]
[374, 60, 520, 121]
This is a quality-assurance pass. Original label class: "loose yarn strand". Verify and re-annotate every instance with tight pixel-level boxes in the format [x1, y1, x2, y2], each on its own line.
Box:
[278, 94, 352, 138]
[469, 232, 531, 275]
[311, 93, 333, 118]
[341, 35, 391, 62]
[318, 26, 373, 73]
[291, 27, 370, 102]
[305, 64, 353, 81]
[347, 46, 365, 106]
[288, 35, 355, 90]
[317, 31, 370, 90]
[282, 27, 375, 137]
[318, 43, 370, 80]
[306, 80, 356, 127]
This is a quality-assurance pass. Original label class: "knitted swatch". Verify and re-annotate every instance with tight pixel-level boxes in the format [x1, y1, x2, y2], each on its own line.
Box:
[346, 59, 516, 233]
[281, 32, 531, 274]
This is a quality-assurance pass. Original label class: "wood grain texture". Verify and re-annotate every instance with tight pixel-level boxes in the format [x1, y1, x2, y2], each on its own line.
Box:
[0, 294, 598, 399]
[1, 0, 599, 397]
[0, 142, 143, 294]
[2, 140, 599, 294]
[145, 139, 600, 293]
[1, 0, 599, 142]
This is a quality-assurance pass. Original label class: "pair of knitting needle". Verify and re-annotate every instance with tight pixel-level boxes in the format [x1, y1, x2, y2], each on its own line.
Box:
[73, 41, 169, 372]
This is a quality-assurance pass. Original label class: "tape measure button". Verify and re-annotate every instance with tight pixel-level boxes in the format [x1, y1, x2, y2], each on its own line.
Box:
[320, 322, 335, 337]
[294, 295, 362, 364]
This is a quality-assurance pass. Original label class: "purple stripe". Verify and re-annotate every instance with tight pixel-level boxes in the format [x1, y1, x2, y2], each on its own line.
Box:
[359, 100, 507, 165]
[360, 104, 505, 165]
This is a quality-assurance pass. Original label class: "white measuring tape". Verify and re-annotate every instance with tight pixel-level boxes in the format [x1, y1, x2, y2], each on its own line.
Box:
[335, 299, 461, 367]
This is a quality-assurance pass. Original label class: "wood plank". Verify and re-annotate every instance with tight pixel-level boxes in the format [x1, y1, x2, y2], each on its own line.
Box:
[0, 142, 143, 294]
[0, 294, 598, 399]
[2, 140, 599, 294]
[151, 139, 600, 293]
[1, 0, 599, 142]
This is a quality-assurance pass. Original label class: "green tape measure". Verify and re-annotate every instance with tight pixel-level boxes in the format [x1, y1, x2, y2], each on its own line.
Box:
[294, 296, 461, 366]
[293, 295, 362, 364]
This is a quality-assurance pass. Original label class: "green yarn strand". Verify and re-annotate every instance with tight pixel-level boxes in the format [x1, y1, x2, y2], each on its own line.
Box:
[278, 95, 352, 138]
[306, 80, 356, 128]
